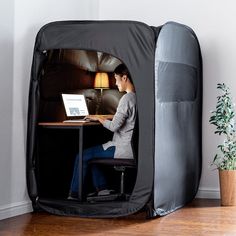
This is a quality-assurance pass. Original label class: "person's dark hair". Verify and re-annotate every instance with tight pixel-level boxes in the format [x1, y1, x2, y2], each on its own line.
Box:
[114, 63, 133, 84]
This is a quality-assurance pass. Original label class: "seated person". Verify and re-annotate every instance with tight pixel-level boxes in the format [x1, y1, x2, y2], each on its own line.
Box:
[68, 63, 137, 199]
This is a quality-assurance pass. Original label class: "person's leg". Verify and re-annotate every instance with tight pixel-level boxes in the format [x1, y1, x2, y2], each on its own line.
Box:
[70, 145, 101, 194]
[90, 146, 115, 190]
[69, 152, 80, 196]
[70, 145, 115, 195]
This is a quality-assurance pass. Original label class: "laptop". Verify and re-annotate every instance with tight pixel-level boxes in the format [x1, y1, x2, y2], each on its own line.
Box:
[62, 94, 89, 122]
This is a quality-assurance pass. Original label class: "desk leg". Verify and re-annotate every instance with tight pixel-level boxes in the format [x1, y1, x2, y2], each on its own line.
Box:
[78, 126, 83, 201]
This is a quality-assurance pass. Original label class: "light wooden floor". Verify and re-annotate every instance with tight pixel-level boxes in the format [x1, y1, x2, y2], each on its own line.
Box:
[1, 199, 236, 236]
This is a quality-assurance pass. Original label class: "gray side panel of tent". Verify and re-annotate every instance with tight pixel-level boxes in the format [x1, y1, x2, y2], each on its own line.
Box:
[153, 22, 202, 216]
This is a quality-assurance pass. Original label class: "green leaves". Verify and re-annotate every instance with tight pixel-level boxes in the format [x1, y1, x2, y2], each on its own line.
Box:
[209, 83, 236, 170]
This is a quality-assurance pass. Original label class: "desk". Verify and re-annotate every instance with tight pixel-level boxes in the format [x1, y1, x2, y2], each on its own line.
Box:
[38, 121, 100, 201]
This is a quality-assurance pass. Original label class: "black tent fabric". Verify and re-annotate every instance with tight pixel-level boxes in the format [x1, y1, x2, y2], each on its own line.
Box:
[26, 20, 202, 218]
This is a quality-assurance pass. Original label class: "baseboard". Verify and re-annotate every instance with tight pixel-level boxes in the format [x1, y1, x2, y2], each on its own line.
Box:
[0, 200, 33, 220]
[196, 188, 220, 199]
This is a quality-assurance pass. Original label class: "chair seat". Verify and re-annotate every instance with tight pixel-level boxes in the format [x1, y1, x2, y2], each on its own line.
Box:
[89, 158, 136, 168]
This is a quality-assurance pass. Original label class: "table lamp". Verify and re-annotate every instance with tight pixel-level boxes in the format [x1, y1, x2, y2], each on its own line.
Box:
[94, 72, 109, 95]
[94, 72, 109, 114]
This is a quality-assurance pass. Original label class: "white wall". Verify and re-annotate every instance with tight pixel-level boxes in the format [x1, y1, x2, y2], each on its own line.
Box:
[0, 0, 14, 219]
[1, 0, 235, 220]
[98, 0, 236, 198]
[0, 0, 99, 220]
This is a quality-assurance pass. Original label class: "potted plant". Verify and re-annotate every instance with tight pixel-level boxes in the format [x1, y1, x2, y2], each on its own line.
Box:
[209, 83, 236, 206]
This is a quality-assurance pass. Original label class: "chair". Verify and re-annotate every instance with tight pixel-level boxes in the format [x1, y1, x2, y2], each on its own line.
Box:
[87, 118, 138, 202]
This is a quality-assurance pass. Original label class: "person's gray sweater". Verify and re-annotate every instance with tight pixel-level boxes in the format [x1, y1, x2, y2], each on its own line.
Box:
[102, 92, 136, 159]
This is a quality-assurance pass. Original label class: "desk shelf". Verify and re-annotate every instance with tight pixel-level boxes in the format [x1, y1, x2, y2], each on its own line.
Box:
[38, 121, 100, 128]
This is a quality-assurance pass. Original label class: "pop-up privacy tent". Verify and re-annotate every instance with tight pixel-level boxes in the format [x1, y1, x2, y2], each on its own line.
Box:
[27, 20, 202, 218]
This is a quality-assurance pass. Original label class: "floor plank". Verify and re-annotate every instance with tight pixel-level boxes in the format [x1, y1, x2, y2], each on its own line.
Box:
[0, 199, 236, 235]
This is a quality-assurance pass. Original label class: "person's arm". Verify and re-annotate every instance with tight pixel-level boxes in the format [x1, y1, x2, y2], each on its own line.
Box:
[87, 94, 130, 131]
[103, 95, 130, 132]
[85, 113, 126, 129]
[103, 111, 127, 132]
[85, 115, 113, 124]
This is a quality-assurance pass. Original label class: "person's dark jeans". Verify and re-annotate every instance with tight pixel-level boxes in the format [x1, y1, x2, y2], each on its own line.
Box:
[70, 145, 115, 194]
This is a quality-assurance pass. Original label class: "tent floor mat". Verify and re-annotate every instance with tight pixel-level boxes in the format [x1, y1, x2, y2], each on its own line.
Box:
[87, 193, 130, 203]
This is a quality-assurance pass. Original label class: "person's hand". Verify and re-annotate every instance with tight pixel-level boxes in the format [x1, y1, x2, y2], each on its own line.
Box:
[85, 115, 108, 124]
[104, 114, 114, 120]
[84, 115, 99, 121]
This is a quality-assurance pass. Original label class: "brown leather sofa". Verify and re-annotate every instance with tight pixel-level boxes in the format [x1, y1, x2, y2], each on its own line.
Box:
[38, 49, 123, 122]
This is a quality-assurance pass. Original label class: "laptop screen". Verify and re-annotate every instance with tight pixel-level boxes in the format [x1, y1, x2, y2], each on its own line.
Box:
[62, 94, 89, 117]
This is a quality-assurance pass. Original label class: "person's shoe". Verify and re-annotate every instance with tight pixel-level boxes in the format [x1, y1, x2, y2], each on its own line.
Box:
[87, 191, 98, 197]
[97, 189, 115, 196]
[67, 191, 78, 200]
[67, 196, 78, 200]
